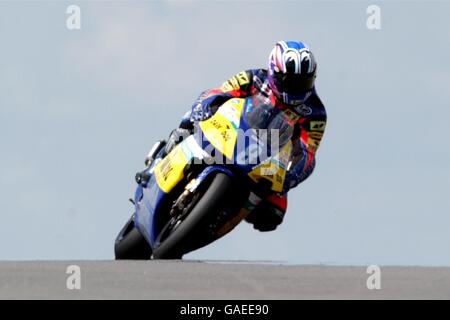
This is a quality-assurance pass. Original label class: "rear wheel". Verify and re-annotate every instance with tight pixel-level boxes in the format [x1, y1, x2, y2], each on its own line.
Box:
[115, 217, 152, 260]
[152, 173, 237, 259]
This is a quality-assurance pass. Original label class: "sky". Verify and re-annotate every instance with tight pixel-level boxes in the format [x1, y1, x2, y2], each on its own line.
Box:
[0, 1, 449, 265]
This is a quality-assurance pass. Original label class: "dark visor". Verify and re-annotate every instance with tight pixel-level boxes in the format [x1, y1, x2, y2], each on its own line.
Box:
[273, 72, 315, 95]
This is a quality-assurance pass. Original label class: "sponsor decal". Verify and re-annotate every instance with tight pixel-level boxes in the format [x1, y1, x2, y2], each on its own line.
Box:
[221, 81, 233, 92]
[294, 104, 313, 116]
[310, 121, 326, 132]
[236, 71, 250, 85]
[220, 71, 249, 92]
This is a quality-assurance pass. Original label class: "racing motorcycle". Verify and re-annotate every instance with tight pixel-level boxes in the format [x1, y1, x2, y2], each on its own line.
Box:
[114, 94, 298, 259]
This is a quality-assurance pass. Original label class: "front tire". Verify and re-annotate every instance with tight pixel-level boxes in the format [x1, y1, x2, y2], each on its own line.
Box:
[115, 217, 152, 260]
[152, 173, 235, 259]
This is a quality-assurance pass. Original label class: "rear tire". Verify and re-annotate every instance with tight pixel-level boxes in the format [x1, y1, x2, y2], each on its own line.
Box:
[152, 173, 235, 259]
[115, 217, 152, 260]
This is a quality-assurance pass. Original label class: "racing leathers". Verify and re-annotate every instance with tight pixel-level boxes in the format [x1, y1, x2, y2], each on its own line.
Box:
[173, 69, 327, 231]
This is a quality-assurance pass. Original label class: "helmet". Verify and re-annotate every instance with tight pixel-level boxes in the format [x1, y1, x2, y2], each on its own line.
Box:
[268, 41, 317, 106]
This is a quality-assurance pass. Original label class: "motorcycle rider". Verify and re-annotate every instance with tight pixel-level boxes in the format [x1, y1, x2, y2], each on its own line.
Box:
[153, 40, 327, 232]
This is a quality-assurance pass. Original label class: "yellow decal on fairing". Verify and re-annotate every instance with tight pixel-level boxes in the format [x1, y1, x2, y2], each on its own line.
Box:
[247, 141, 292, 193]
[199, 99, 244, 160]
[154, 145, 188, 193]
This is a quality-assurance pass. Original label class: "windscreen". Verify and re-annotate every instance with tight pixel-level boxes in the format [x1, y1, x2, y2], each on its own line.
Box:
[244, 95, 295, 147]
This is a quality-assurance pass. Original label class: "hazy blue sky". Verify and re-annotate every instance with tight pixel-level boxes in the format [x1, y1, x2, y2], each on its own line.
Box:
[1, 1, 449, 265]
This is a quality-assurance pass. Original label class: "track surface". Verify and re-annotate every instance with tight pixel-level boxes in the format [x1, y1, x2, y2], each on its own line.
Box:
[1, 261, 450, 299]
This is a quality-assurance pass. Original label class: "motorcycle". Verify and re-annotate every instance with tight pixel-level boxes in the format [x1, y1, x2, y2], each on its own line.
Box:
[114, 94, 298, 259]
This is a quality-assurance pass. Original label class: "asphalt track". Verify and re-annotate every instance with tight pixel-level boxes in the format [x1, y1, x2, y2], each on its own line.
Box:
[0, 261, 450, 299]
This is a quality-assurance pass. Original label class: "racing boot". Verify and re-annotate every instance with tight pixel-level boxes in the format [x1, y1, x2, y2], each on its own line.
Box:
[245, 193, 287, 232]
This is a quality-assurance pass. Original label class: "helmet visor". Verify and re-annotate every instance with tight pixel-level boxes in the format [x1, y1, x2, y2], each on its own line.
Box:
[272, 72, 315, 95]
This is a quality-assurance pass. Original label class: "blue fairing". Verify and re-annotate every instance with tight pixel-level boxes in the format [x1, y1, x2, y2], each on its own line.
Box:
[134, 165, 235, 249]
[133, 148, 173, 248]
[134, 173, 167, 248]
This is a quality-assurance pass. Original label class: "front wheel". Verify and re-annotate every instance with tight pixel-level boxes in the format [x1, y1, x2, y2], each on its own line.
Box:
[114, 217, 152, 260]
[152, 173, 237, 259]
